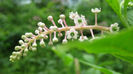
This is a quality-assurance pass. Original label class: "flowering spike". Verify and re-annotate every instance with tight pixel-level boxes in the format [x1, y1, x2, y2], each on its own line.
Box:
[9, 10, 119, 62]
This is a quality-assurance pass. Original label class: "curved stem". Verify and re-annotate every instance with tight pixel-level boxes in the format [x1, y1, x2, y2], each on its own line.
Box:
[26, 25, 109, 46]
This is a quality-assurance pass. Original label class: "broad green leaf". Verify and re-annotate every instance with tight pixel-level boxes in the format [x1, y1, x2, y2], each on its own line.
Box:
[79, 60, 121, 74]
[55, 27, 133, 63]
[105, 0, 129, 27]
[52, 47, 120, 74]
[105, 0, 121, 16]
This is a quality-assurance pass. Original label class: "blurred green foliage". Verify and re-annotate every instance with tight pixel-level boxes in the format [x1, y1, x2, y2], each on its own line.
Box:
[0, 0, 133, 74]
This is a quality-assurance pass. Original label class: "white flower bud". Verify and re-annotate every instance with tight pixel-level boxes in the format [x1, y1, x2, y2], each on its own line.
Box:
[16, 56, 20, 60]
[91, 8, 101, 13]
[16, 52, 21, 56]
[110, 23, 119, 32]
[40, 39, 45, 47]
[58, 19, 63, 24]
[50, 26, 58, 31]
[19, 40, 24, 45]
[37, 22, 45, 27]
[53, 37, 58, 42]
[38, 27, 43, 31]
[12, 52, 17, 55]
[21, 44, 26, 49]
[62, 39, 68, 44]
[21, 35, 27, 40]
[24, 38, 29, 43]
[25, 32, 33, 37]
[79, 36, 88, 42]
[38, 34, 44, 39]
[44, 35, 48, 39]
[58, 32, 63, 37]
[48, 41, 53, 45]
[15, 46, 21, 50]
[32, 41, 37, 47]
[24, 48, 28, 53]
[60, 14, 65, 19]
[10, 55, 16, 59]
[69, 12, 79, 19]
[31, 47, 37, 51]
[35, 30, 40, 34]
[47, 16, 53, 21]
[23, 53, 27, 56]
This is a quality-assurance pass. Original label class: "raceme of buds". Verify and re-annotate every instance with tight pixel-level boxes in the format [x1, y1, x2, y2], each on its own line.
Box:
[10, 8, 120, 62]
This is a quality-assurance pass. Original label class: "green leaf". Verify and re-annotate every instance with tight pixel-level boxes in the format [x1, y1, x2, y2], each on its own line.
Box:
[105, 0, 121, 16]
[55, 27, 133, 63]
[123, 0, 130, 17]
[127, 10, 133, 25]
[52, 48, 74, 67]
[79, 60, 121, 74]
[105, 0, 129, 27]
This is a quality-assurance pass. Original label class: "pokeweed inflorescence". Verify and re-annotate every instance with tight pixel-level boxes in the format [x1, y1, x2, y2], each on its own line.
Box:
[10, 8, 119, 62]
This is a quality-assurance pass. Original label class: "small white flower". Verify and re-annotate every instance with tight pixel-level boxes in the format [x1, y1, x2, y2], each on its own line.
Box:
[70, 12, 87, 27]
[110, 23, 119, 32]
[53, 37, 58, 42]
[66, 28, 78, 39]
[69, 12, 79, 20]
[60, 14, 65, 19]
[62, 39, 68, 44]
[35, 30, 40, 34]
[91, 8, 101, 13]
[81, 15, 87, 26]
[50, 26, 58, 31]
[37, 22, 45, 27]
[47, 16, 53, 21]
[79, 36, 88, 42]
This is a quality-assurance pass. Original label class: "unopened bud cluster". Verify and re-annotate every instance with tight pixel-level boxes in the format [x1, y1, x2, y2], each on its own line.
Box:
[10, 8, 119, 62]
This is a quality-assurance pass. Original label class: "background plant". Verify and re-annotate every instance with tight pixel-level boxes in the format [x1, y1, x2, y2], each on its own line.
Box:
[0, 0, 133, 74]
